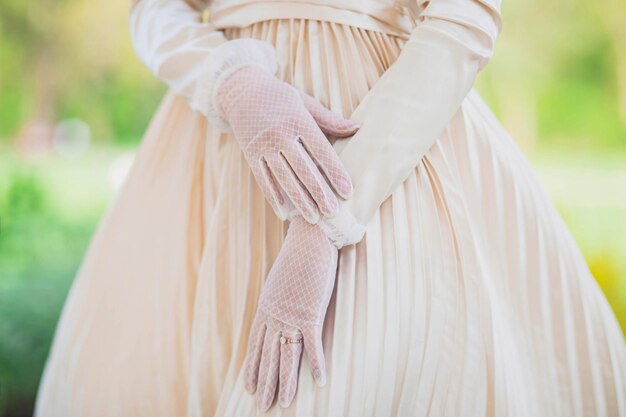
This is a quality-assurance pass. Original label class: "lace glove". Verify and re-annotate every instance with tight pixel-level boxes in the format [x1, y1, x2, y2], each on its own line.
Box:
[244, 216, 337, 411]
[215, 65, 359, 223]
[315, 0, 502, 247]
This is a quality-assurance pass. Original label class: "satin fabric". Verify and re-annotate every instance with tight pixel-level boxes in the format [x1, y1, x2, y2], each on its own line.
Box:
[129, 0, 229, 121]
[35, 7, 626, 417]
[208, 0, 416, 37]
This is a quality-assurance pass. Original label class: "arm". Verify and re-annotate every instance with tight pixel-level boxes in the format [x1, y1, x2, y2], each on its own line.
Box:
[129, 0, 275, 130]
[129, 0, 359, 223]
[320, 0, 502, 247]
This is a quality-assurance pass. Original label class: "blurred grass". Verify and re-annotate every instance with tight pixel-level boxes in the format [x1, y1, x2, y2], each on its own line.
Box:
[0, 145, 130, 416]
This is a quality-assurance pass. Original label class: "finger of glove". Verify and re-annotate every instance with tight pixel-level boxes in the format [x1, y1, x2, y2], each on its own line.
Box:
[266, 153, 320, 224]
[302, 326, 327, 387]
[282, 141, 339, 217]
[256, 329, 281, 412]
[244, 318, 267, 394]
[298, 132, 353, 200]
[249, 159, 287, 218]
[278, 332, 304, 408]
[299, 92, 360, 138]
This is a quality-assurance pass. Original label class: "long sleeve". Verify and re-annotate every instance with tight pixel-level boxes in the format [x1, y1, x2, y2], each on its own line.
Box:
[322, 0, 502, 245]
[129, 0, 278, 131]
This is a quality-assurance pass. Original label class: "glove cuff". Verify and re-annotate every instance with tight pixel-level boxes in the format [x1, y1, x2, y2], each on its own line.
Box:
[317, 205, 367, 249]
[286, 204, 366, 248]
[201, 38, 279, 132]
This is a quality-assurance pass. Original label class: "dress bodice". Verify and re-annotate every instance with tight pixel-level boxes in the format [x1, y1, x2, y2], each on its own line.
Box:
[207, 0, 419, 38]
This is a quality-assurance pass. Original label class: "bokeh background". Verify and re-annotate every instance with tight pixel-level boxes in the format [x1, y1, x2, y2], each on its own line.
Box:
[0, 0, 625, 415]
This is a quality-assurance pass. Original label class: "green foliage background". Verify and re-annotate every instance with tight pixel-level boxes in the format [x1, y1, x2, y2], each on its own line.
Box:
[0, 0, 625, 415]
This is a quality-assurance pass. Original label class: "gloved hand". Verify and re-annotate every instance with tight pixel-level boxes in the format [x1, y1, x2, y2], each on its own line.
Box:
[130, 1, 357, 223]
[215, 65, 358, 223]
[243, 216, 337, 411]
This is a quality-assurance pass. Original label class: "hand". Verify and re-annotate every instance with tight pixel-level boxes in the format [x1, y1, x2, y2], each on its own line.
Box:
[243, 216, 338, 411]
[216, 65, 359, 223]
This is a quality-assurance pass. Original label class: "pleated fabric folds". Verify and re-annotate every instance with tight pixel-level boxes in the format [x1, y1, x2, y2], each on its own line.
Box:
[35, 18, 626, 417]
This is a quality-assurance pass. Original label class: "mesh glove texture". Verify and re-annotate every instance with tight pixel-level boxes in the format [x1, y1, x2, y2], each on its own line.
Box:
[216, 65, 359, 223]
[243, 216, 338, 411]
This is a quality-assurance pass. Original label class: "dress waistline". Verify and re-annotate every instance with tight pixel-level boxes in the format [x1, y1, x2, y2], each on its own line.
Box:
[207, 0, 415, 38]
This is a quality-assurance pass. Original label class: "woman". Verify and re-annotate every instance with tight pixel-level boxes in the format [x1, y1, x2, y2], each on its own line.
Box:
[35, 0, 626, 415]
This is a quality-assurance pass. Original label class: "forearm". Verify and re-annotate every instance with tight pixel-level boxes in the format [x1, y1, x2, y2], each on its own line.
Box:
[322, 0, 502, 246]
[128, 0, 277, 130]
[339, 22, 493, 224]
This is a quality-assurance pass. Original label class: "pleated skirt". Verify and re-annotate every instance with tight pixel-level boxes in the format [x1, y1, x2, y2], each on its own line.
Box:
[35, 18, 626, 417]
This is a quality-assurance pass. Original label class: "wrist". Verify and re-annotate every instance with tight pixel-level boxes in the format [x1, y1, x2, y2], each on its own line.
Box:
[317, 205, 367, 249]
[214, 64, 274, 120]
[287, 204, 367, 249]
[201, 38, 278, 132]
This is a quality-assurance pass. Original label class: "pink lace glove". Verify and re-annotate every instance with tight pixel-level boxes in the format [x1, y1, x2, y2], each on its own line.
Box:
[244, 216, 337, 411]
[216, 65, 359, 223]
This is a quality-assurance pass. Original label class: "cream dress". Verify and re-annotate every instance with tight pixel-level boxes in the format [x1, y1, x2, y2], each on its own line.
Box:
[35, 0, 626, 416]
